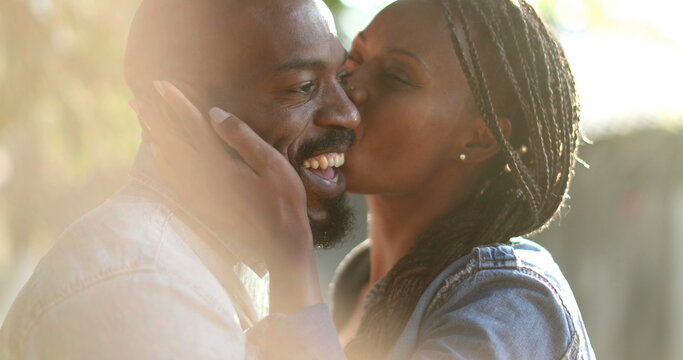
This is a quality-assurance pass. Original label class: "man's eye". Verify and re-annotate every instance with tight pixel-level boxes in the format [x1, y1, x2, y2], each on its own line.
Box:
[290, 81, 316, 94]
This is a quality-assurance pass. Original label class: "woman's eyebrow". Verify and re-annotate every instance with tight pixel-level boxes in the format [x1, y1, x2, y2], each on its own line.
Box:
[383, 47, 429, 70]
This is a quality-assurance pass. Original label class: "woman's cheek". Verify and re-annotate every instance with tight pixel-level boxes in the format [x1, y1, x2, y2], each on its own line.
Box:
[345, 92, 434, 192]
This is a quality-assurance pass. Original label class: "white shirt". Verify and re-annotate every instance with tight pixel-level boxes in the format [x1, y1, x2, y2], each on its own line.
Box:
[0, 146, 344, 360]
[1, 182, 257, 359]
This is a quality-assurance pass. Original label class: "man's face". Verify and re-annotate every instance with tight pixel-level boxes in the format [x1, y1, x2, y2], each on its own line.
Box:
[196, 0, 359, 246]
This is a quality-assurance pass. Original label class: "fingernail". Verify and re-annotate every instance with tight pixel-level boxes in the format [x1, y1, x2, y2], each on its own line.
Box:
[209, 107, 233, 124]
[153, 81, 165, 97]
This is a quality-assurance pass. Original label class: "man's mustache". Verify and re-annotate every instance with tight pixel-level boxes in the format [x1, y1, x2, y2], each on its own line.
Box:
[295, 130, 355, 165]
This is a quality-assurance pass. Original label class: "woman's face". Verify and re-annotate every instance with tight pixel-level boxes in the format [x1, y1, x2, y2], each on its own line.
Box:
[342, 0, 479, 194]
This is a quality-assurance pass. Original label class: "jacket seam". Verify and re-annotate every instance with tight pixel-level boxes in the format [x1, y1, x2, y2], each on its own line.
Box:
[426, 257, 481, 314]
[153, 207, 173, 266]
[18, 266, 158, 356]
[426, 261, 581, 360]
[18, 270, 240, 356]
[517, 265, 581, 360]
[18, 209, 174, 357]
[19, 268, 238, 357]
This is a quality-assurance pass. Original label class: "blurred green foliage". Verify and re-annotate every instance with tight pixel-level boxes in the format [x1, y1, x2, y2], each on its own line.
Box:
[0, 0, 141, 299]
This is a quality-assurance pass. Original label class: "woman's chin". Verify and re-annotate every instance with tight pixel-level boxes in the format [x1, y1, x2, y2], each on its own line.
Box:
[340, 169, 381, 195]
[340, 166, 362, 193]
[341, 152, 394, 194]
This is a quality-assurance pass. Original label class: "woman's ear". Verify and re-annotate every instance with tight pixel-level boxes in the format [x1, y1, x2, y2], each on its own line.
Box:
[455, 116, 512, 163]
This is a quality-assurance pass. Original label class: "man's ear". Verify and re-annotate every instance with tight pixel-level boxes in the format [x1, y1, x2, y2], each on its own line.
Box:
[456, 116, 512, 163]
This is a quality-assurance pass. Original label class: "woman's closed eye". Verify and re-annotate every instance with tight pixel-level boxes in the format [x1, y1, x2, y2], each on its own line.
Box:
[382, 67, 416, 88]
[346, 55, 362, 71]
[337, 54, 362, 86]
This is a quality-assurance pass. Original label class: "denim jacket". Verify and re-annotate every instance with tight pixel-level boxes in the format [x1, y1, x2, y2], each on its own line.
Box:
[331, 239, 596, 360]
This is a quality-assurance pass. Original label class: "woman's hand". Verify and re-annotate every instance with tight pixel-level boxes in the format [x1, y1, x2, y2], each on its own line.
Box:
[134, 80, 322, 313]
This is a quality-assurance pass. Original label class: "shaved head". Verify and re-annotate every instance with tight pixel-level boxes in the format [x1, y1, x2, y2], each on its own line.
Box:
[125, 0, 242, 101]
[124, 0, 357, 248]
[124, 0, 336, 105]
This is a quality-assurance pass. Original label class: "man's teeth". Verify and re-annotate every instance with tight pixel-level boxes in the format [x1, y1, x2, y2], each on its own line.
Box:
[303, 153, 345, 170]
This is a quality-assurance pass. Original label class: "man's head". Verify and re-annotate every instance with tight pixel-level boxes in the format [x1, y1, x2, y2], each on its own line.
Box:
[125, 0, 359, 247]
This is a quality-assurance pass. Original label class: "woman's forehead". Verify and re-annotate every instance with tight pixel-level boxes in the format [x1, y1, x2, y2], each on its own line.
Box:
[360, 1, 463, 73]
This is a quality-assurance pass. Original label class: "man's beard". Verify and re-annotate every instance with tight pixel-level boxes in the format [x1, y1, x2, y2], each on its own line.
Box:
[295, 129, 355, 249]
[310, 193, 354, 248]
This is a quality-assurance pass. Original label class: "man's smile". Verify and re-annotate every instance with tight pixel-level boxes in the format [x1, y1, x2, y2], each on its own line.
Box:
[303, 152, 345, 182]
[293, 129, 354, 199]
[298, 150, 347, 199]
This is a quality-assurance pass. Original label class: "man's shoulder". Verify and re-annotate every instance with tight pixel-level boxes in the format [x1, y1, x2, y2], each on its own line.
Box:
[1, 268, 244, 360]
[48, 183, 177, 280]
[0, 183, 240, 356]
[62, 182, 173, 251]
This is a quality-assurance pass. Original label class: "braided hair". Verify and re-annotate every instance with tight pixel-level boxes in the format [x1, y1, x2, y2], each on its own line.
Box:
[345, 0, 580, 358]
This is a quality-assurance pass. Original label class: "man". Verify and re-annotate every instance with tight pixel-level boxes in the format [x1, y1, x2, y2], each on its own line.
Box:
[0, 0, 357, 358]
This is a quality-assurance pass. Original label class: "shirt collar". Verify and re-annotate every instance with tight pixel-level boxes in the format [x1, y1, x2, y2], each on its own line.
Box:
[129, 142, 268, 277]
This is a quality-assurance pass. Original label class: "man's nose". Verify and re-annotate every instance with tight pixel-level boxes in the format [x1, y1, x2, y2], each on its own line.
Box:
[314, 84, 361, 130]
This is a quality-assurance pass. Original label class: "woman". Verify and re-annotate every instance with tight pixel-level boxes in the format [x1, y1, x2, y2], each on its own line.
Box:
[140, 0, 594, 358]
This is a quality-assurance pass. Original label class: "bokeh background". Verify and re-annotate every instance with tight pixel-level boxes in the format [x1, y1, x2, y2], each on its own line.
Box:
[1, 0, 682, 358]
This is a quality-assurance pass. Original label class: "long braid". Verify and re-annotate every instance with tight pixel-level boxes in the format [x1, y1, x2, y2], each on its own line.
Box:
[442, 0, 538, 212]
[346, 1, 580, 358]
[463, 0, 543, 213]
